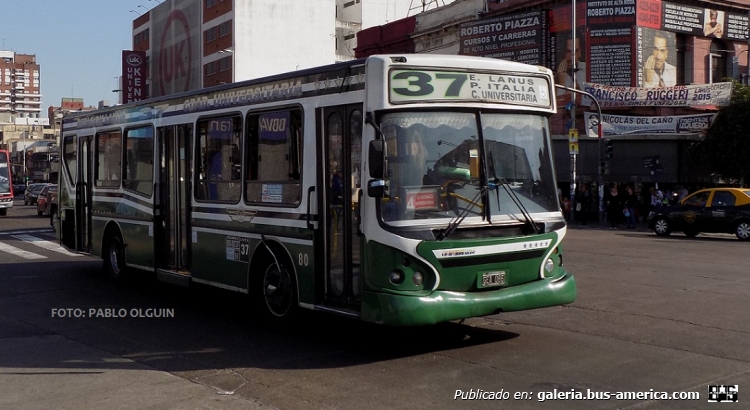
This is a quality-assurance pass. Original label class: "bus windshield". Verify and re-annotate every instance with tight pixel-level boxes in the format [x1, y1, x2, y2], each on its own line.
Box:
[379, 111, 558, 226]
[0, 152, 11, 195]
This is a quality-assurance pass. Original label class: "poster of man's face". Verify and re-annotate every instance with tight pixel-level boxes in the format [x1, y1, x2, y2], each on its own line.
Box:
[637, 28, 677, 88]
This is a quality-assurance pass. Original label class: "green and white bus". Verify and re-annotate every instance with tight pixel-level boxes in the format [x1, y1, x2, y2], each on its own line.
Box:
[57, 54, 575, 325]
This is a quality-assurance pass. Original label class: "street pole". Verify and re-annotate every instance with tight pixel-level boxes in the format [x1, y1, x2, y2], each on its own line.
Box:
[556, 84, 604, 224]
[22, 131, 26, 184]
[569, 0, 578, 222]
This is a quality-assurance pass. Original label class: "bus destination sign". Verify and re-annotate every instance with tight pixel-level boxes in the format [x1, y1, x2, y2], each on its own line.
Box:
[390, 69, 551, 108]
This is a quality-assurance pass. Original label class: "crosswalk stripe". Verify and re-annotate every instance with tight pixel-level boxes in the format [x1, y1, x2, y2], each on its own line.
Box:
[0, 241, 47, 260]
[11, 234, 81, 257]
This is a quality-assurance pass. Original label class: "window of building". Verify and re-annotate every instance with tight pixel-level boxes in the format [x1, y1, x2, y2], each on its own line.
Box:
[206, 61, 217, 76]
[206, 0, 217, 8]
[245, 108, 302, 206]
[95, 131, 122, 188]
[219, 56, 231, 72]
[206, 26, 217, 42]
[123, 126, 154, 197]
[219, 21, 231, 37]
[675, 34, 690, 85]
[709, 40, 728, 83]
[195, 115, 242, 202]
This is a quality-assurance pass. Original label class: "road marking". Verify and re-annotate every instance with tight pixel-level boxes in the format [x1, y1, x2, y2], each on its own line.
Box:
[11, 234, 81, 257]
[0, 241, 47, 260]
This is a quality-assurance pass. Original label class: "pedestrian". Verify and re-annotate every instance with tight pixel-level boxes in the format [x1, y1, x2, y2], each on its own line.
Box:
[606, 186, 622, 229]
[649, 186, 664, 212]
[575, 183, 591, 225]
[624, 186, 638, 229]
[562, 197, 571, 221]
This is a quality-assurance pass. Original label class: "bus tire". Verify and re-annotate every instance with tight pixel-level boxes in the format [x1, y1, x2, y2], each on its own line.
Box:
[103, 233, 126, 281]
[50, 206, 58, 228]
[258, 254, 297, 322]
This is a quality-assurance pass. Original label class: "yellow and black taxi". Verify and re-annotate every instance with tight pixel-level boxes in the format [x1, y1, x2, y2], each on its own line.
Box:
[647, 188, 750, 240]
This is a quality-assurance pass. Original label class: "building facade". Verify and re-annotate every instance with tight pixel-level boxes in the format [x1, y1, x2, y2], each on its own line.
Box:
[127, 0, 451, 100]
[355, 0, 750, 189]
[0, 51, 42, 124]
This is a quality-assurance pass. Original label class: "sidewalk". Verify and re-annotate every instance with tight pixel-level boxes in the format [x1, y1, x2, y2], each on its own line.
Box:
[565, 217, 651, 232]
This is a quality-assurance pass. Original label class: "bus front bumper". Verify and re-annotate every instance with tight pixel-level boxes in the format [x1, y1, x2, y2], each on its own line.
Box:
[360, 272, 576, 326]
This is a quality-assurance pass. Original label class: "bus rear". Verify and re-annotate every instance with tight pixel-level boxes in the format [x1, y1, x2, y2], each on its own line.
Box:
[358, 55, 575, 325]
[0, 150, 12, 216]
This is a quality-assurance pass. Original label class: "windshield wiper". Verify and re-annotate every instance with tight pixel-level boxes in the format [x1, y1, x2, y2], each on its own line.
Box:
[436, 185, 488, 241]
[494, 176, 540, 234]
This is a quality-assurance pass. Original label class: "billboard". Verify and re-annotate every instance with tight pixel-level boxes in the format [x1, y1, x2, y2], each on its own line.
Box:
[636, 0, 750, 41]
[548, 1, 586, 99]
[150, 0, 201, 98]
[587, 0, 635, 87]
[121, 51, 147, 104]
[458, 11, 547, 66]
[635, 27, 677, 88]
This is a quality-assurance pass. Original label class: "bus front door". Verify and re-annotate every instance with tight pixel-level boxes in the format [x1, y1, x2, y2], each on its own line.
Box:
[320, 104, 363, 308]
[76, 136, 93, 252]
[155, 125, 192, 278]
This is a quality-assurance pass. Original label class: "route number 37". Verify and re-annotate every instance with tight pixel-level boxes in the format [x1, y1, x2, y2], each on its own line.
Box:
[391, 71, 469, 98]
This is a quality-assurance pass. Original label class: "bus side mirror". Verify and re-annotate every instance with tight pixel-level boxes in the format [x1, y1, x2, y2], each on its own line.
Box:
[367, 179, 385, 198]
[368, 140, 384, 179]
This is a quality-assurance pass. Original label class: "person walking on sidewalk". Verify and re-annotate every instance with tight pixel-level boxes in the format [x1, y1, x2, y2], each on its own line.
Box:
[624, 186, 638, 229]
[606, 186, 623, 229]
[576, 183, 592, 225]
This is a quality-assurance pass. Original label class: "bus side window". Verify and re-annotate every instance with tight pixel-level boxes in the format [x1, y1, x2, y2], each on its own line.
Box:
[245, 108, 302, 206]
[196, 115, 242, 203]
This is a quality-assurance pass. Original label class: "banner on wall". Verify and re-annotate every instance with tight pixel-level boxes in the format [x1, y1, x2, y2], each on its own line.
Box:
[582, 82, 732, 107]
[584, 112, 717, 137]
[636, 0, 749, 41]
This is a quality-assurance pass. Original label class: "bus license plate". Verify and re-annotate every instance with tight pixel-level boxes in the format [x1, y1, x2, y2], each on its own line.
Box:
[481, 271, 506, 288]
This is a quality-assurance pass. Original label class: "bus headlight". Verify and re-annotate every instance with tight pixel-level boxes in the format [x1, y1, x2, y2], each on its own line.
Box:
[388, 270, 405, 284]
[544, 258, 555, 274]
[412, 271, 424, 286]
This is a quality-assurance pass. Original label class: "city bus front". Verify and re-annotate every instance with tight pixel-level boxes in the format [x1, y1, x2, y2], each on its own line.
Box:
[359, 56, 575, 325]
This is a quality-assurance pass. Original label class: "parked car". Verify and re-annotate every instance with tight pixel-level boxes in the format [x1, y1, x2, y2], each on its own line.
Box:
[24, 183, 49, 205]
[647, 188, 750, 241]
[36, 184, 57, 216]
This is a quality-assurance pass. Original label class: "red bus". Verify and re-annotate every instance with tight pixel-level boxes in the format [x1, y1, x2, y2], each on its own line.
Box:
[0, 149, 13, 216]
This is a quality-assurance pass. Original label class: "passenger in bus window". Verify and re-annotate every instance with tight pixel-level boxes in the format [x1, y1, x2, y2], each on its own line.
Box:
[331, 165, 343, 232]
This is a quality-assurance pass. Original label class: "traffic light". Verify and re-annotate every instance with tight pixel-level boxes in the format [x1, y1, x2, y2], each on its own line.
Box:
[600, 161, 610, 175]
[605, 139, 614, 159]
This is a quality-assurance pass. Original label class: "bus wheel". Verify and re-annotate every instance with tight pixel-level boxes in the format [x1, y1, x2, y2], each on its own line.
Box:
[261, 259, 297, 321]
[103, 234, 126, 281]
[50, 207, 58, 228]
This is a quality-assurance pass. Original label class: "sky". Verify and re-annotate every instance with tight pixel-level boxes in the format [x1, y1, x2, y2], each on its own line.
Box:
[2, 0, 154, 117]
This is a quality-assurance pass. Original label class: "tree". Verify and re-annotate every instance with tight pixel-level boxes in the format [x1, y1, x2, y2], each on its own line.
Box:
[694, 81, 750, 186]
